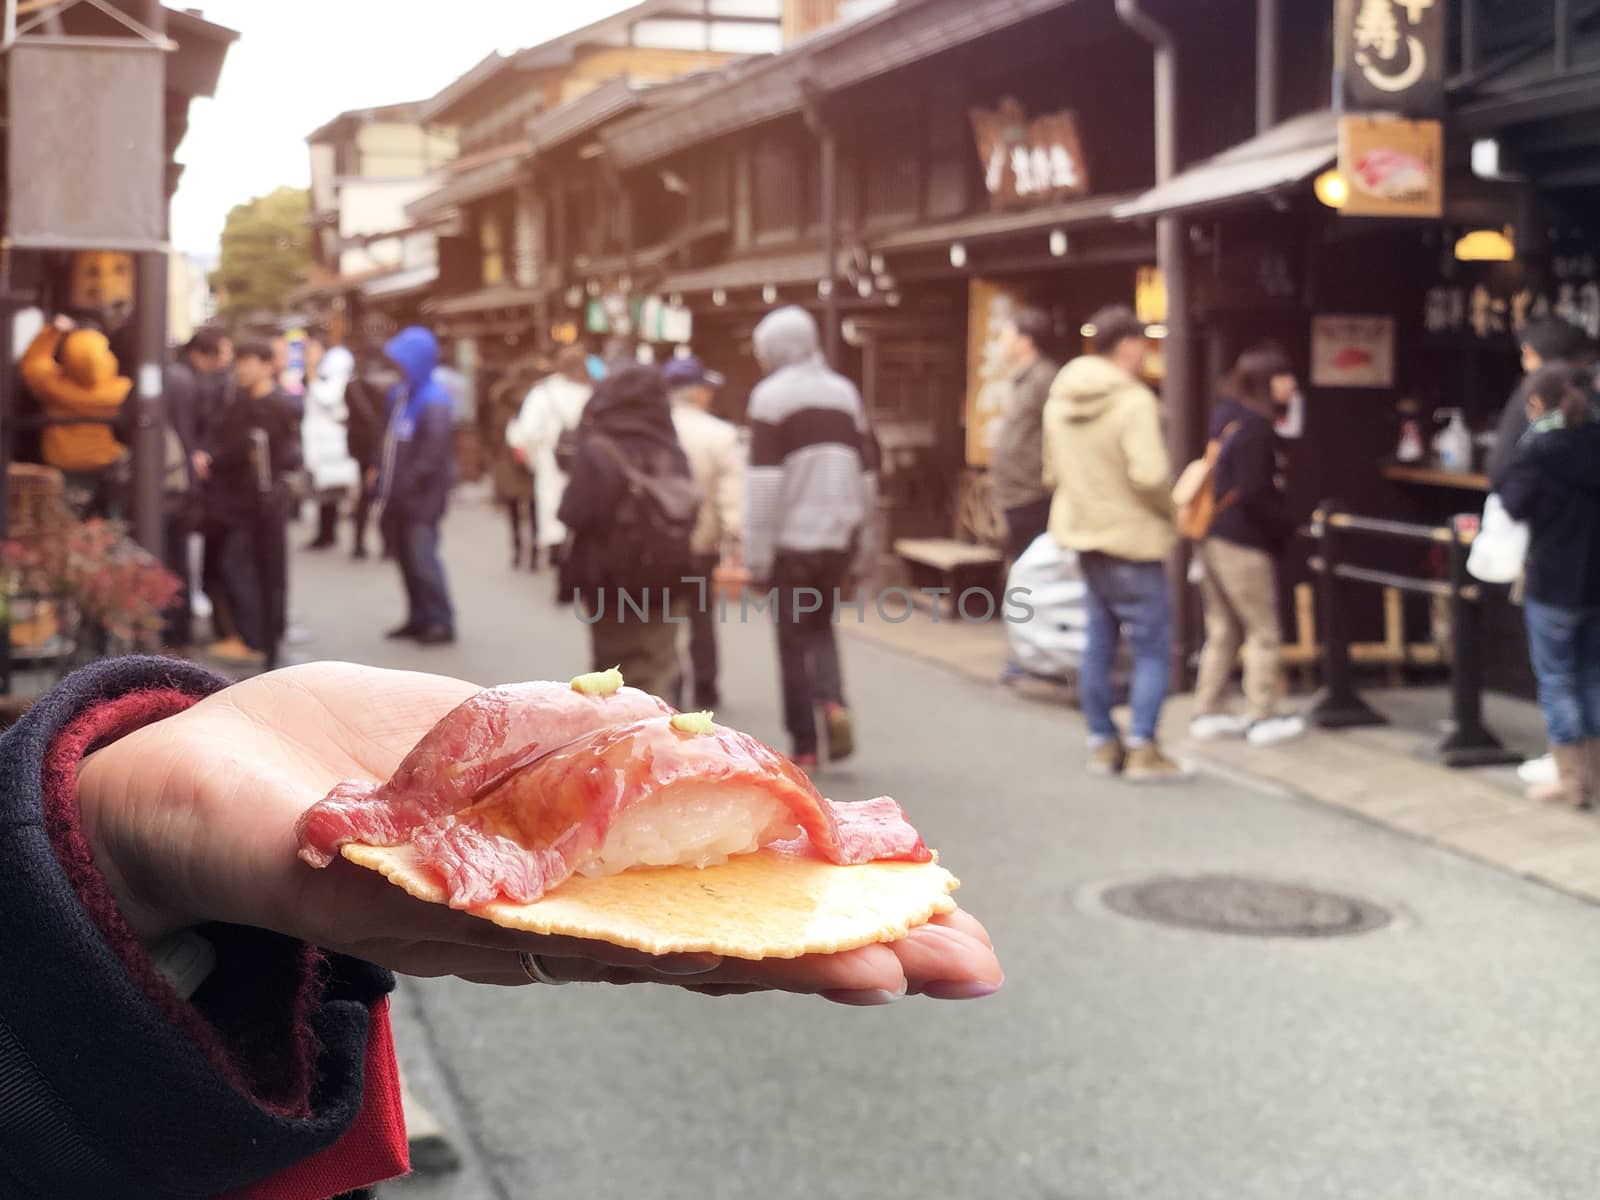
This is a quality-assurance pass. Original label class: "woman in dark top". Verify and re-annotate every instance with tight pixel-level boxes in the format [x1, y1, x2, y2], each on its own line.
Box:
[1189, 347, 1304, 748]
[1499, 362, 1600, 809]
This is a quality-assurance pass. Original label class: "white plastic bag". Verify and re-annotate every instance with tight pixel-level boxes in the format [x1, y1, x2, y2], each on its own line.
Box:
[1006, 533, 1089, 682]
[1466, 493, 1529, 585]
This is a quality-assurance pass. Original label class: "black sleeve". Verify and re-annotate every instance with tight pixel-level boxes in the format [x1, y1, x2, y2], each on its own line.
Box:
[0, 657, 393, 1198]
[1498, 445, 1545, 523]
[557, 437, 621, 533]
[1230, 423, 1296, 545]
[1487, 385, 1530, 488]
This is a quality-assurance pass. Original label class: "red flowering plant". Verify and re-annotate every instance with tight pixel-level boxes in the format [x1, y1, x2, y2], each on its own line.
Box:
[0, 505, 179, 664]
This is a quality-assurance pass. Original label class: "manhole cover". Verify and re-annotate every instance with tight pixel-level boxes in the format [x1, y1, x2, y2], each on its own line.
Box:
[1100, 875, 1391, 939]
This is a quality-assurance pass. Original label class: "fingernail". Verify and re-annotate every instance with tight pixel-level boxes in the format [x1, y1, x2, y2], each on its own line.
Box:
[654, 953, 723, 975]
[821, 986, 905, 1006]
[922, 979, 1003, 1001]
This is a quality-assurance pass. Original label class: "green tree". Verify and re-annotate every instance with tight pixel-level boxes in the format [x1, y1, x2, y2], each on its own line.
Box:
[209, 186, 311, 320]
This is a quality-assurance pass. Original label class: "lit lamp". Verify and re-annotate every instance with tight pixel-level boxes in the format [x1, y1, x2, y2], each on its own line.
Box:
[712, 288, 727, 307]
[1049, 229, 1069, 257]
[949, 242, 968, 269]
[762, 284, 778, 304]
[1314, 169, 1349, 210]
[1135, 266, 1167, 326]
[1454, 226, 1516, 262]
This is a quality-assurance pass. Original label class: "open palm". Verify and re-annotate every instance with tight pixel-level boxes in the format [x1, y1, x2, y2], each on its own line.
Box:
[77, 663, 1001, 1002]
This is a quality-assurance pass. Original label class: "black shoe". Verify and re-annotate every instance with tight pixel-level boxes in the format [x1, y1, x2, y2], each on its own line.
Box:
[351, 546, 369, 561]
[511, 548, 523, 569]
[528, 549, 541, 573]
[386, 623, 422, 640]
[693, 688, 720, 711]
[304, 539, 335, 551]
[414, 626, 456, 646]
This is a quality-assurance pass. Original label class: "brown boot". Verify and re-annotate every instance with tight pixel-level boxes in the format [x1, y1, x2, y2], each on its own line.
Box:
[1527, 744, 1589, 810]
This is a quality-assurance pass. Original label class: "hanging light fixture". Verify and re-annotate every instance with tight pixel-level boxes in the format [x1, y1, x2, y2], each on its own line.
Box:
[712, 288, 727, 307]
[1049, 229, 1069, 257]
[817, 278, 834, 299]
[856, 277, 873, 298]
[762, 284, 778, 304]
[1314, 169, 1349, 210]
[1454, 226, 1516, 262]
[564, 286, 583, 308]
[949, 242, 968, 269]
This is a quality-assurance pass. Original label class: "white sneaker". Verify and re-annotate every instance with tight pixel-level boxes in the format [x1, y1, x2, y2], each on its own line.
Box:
[1517, 754, 1557, 786]
[1189, 714, 1251, 741]
[1247, 714, 1306, 747]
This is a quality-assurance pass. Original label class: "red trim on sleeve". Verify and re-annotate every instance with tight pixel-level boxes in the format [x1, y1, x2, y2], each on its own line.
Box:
[40, 689, 321, 1115]
[227, 999, 410, 1200]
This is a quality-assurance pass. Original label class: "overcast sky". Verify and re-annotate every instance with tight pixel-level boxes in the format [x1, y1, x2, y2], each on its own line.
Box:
[170, 1, 634, 257]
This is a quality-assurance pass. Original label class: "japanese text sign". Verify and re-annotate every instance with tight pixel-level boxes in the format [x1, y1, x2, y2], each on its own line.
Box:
[970, 98, 1090, 210]
[1336, 0, 1445, 115]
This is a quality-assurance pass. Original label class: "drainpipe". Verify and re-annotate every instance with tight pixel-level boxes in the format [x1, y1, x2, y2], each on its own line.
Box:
[1257, 0, 1279, 133]
[1116, 0, 1197, 681]
[132, 0, 169, 563]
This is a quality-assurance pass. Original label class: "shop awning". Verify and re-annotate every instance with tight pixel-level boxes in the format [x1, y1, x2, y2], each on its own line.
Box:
[657, 251, 829, 297]
[423, 283, 542, 317]
[405, 144, 528, 224]
[1113, 110, 1337, 222]
[361, 265, 439, 303]
[869, 192, 1135, 255]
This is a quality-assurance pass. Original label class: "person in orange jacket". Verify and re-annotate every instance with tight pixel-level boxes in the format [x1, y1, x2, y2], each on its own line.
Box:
[19, 314, 130, 511]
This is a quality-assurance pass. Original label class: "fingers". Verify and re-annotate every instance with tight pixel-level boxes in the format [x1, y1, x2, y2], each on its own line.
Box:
[884, 920, 1003, 999]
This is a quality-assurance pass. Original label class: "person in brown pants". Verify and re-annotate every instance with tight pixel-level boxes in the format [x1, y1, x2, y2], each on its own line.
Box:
[1188, 347, 1305, 748]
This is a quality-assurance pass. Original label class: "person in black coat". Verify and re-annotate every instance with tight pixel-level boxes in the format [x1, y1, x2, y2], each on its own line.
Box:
[1499, 362, 1600, 808]
[155, 329, 228, 649]
[1487, 316, 1585, 487]
[1189, 346, 1304, 747]
[558, 364, 696, 703]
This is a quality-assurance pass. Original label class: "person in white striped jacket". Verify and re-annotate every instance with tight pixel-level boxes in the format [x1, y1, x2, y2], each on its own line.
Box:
[745, 306, 878, 771]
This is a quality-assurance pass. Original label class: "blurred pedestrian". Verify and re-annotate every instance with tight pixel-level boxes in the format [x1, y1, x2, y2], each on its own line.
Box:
[508, 345, 592, 567]
[485, 360, 541, 569]
[18, 314, 129, 517]
[300, 333, 360, 551]
[559, 364, 698, 703]
[196, 340, 300, 667]
[1499, 362, 1600, 809]
[344, 348, 391, 561]
[1186, 347, 1304, 748]
[377, 327, 457, 647]
[1488, 317, 1584, 487]
[666, 355, 744, 709]
[1044, 305, 1184, 782]
[991, 306, 1059, 686]
[746, 307, 877, 769]
[157, 328, 227, 650]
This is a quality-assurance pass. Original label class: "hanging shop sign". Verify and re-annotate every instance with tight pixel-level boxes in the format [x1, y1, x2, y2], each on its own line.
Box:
[965, 278, 1028, 467]
[970, 97, 1090, 211]
[1311, 315, 1396, 389]
[1335, 0, 1446, 115]
[1337, 115, 1443, 219]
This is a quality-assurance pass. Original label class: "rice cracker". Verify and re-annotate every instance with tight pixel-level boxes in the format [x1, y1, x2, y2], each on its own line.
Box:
[343, 840, 959, 960]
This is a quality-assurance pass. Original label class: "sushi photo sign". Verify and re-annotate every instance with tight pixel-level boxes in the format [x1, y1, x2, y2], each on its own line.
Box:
[1337, 115, 1443, 219]
[1311, 315, 1396, 390]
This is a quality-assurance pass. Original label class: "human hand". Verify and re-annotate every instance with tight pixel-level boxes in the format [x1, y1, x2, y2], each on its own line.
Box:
[76, 664, 1002, 1003]
[191, 451, 212, 481]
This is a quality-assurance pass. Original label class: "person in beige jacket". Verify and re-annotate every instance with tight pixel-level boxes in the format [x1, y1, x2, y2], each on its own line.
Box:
[665, 356, 745, 709]
[1043, 305, 1184, 782]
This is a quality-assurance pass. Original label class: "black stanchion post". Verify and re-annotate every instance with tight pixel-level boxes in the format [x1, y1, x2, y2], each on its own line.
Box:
[1437, 515, 1518, 767]
[1308, 502, 1386, 729]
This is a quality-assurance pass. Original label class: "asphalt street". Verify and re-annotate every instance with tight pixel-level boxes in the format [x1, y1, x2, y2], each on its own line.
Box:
[281, 490, 1600, 1200]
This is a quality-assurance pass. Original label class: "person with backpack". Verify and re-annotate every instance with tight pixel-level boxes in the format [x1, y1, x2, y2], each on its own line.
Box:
[1042, 305, 1182, 782]
[377, 326, 458, 647]
[558, 364, 698, 703]
[1181, 347, 1304, 747]
[746, 306, 877, 771]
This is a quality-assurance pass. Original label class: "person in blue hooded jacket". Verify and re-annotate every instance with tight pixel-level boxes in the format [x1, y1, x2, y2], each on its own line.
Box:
[377, 326, 457, 645]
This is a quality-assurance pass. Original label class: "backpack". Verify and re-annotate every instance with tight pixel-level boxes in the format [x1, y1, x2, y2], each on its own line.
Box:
[1172, 420, 1240, 541]
[589, 432, 700, 590]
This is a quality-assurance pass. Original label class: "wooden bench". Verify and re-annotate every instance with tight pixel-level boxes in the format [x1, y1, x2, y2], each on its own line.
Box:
[893, 538, 1006, 619]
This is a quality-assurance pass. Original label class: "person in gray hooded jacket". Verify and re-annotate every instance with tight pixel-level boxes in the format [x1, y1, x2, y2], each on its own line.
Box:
[746, 306, 878, 768]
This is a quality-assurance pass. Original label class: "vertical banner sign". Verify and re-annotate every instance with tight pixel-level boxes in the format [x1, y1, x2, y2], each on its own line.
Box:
[970, 97, 1090, 211]
[965, 279, 1026, 467]
[1338, 115, 1443, 218]
[1336, 0, 1446, 115]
